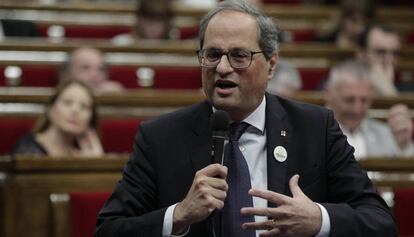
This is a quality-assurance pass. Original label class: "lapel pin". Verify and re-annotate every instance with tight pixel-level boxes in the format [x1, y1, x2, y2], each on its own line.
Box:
[281, 130, 286, 136]
[273, 146, 287, 162]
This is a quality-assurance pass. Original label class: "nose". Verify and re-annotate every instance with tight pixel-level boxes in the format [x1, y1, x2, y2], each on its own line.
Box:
[384, 52, 397, 66]
[215, 54, 234, 76]
[350, 99, 367, 117]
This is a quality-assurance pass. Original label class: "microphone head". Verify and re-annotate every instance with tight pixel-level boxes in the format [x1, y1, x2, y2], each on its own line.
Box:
[210, 110, 230, 136]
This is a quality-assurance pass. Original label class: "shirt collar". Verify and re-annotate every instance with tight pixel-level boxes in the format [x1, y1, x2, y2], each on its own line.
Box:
[212, 97, 266, 134]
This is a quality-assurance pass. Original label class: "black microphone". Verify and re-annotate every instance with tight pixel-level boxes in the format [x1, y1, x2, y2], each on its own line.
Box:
[209, 110, 230, 237]
[210, 110, 230, 165]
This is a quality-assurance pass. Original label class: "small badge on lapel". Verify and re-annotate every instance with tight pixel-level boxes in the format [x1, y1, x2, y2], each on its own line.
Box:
[273, 146, 287, 162]
[281, 130, 286, 136]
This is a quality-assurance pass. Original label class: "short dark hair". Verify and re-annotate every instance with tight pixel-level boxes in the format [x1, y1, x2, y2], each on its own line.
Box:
[358, 24, 399, 49]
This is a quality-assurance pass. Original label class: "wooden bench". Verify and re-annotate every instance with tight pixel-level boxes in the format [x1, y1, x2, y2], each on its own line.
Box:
[1, 156, 414, 237]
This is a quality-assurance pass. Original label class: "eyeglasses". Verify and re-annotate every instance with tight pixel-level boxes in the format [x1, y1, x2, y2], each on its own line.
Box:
[370, 48, 401, 57]
[196, 48, 264, 69]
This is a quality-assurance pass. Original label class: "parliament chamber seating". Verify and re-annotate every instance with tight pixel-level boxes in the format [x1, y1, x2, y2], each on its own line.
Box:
[69, 192, 111, 237]
[0, 116, 142, 155]
[1, 1, 414, 236]
[394, 188, 414, 236]
[36, 23, 200, 40]
[2, 62, 413, 90]
[1, 64, 202, 89]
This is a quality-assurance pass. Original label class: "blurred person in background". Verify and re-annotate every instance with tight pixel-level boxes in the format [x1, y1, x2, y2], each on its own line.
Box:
[60, 47, 124, 93]
[12, 80, 104, 157]
[357, 24, 403, 96]
[266, 59, 302, 98]
[317, 0, 375, 49]
[324, 60, 414, 159]
[112, 0, 173, 44]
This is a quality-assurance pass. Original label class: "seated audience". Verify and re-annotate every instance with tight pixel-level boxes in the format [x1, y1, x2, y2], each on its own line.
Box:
[324, 60, 414, 159]
[112, 0, 173, 44]
[317, 0, 374, 49]
[266, 59, 302, 98]
[60, 47, 124, 93]
[356, 24, 402, 96]
[12, 79, 104, 157]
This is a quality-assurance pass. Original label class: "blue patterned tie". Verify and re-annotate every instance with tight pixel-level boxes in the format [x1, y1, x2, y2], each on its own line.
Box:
[221, 122, 255, 237]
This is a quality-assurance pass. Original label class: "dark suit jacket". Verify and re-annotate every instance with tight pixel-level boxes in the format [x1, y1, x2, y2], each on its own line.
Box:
[96, 94, 397, 237]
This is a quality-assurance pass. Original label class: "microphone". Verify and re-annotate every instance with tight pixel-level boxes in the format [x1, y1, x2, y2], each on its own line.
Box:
[209, 110, 230, 237]
[210, 110, 230, 165]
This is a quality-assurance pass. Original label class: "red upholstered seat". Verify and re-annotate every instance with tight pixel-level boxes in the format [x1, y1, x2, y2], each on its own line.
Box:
[37, 24, 131, 39]
[100, 118, 142, 153]
[70, 192, 111, 237]
[0, 117, 143, 155]
[0, 117, 36, 154]
[109, 66, 202, 89]
[0, 65, 58, 87]
[298, 68, 329, 90]
[393, 188, 414, 236]
[407, 31, 414, 44]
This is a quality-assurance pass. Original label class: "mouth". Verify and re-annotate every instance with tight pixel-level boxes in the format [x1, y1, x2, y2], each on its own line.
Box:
[215, 79, 238, 89]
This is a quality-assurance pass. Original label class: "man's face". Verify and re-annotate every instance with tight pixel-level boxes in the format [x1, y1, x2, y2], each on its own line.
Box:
[325, 73, 372, 132]
[201, 10, 277, 121]
[365, 28, 401, 68]
[70, 48, 108, 87]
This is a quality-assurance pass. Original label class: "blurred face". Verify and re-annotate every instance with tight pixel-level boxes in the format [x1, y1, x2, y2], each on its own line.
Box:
[325, 73, 372, 132]
[201, 10, 277, 121]
[69, 48, 108, 87]
[138, 17, 169, 39]
[365, 28, 401, 68]
[49, 84, 93, 136]
[343, 13, 366, 39]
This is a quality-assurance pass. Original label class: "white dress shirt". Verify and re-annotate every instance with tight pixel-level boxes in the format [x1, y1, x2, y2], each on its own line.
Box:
[162, 97, 330, 236]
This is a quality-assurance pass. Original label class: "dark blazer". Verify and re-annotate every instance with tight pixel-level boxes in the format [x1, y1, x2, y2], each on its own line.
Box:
[96, 94, 396, 237]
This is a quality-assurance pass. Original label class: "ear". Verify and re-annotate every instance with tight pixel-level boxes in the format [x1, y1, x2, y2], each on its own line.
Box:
[267, 53, 278, 80]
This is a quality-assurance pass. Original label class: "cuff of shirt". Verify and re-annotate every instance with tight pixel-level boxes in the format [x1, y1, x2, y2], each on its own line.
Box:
[162, 203, 190, 237]
[315, 203, 331, 237]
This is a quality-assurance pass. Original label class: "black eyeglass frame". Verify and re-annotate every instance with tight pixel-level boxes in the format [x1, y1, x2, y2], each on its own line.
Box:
[196, 48, 264, 69]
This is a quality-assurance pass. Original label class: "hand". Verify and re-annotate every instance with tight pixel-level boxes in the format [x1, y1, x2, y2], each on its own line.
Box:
[369, 63, 398, 96]
[73, 128, 104, 157]
[172, 164, 228, 235]
[388, 104, 413, 149]
[241, 175, 321, 237]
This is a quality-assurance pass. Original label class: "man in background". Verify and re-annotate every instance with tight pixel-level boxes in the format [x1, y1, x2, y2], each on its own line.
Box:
[324, 60, 414, 159]
[60, 47, 124, 93]
[357, 24, 403, 95]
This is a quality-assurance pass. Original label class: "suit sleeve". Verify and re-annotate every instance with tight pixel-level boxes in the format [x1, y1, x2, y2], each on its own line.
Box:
[321, 110, 397, 237]
[96, 125, 166, 237]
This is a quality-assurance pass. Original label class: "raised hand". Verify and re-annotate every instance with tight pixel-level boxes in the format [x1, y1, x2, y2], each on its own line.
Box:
[241, 175, 322, 237]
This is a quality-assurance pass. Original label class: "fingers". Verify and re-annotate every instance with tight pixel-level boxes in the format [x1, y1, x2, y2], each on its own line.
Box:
[197, 163, 228, 179]
[248, 188, 289, 205]
[77, 129, 104, 156]
[242, 219, 278, 231]
[289, 174, 304, 198]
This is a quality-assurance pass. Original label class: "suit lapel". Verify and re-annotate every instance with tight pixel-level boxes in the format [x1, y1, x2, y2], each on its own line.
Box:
[265, 94, 294, 207]
[188, 101, 214, 176]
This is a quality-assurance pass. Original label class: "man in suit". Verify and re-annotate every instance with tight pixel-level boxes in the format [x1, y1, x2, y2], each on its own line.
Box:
[324, 60, 414, 159]
[96, 1, 396, 236]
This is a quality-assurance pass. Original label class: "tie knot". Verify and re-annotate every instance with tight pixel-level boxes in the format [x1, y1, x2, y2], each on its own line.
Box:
[229, 122, 249, 141]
